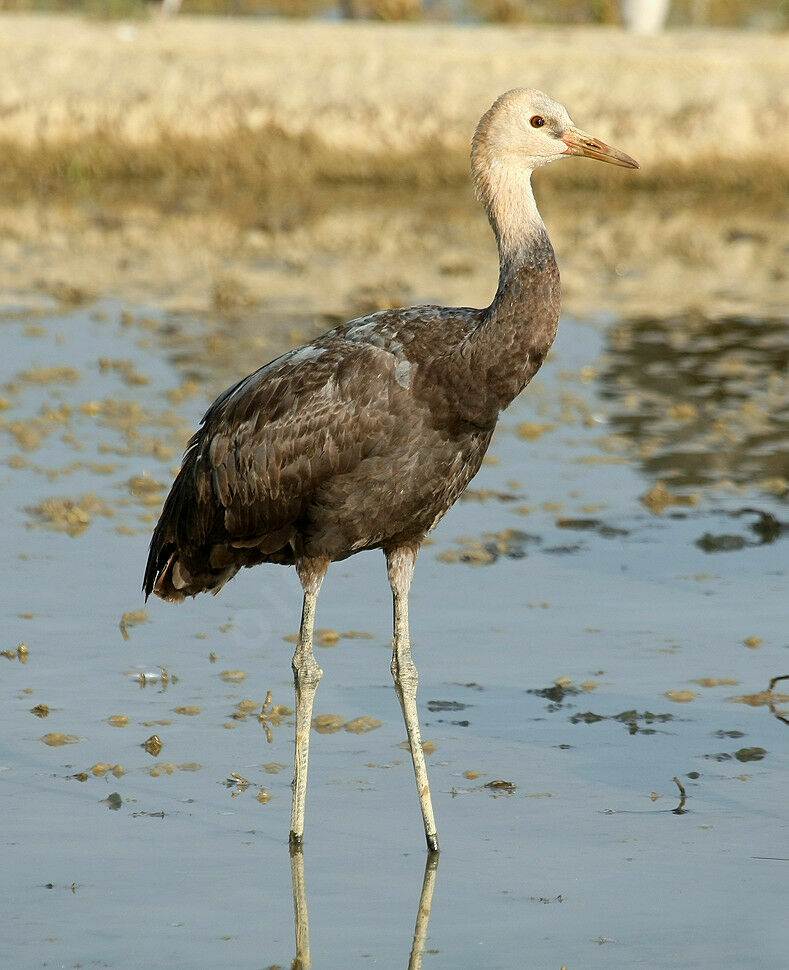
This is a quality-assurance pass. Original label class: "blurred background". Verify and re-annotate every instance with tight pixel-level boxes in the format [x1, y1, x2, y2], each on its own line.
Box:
[0, 0, 786, 28]
[1, 7, 787, 970]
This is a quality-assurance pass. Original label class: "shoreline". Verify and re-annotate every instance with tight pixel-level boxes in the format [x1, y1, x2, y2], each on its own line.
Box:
[0, 15, 785, 321]
[0, 183, 783, 326]
[1, 15, 787, 190]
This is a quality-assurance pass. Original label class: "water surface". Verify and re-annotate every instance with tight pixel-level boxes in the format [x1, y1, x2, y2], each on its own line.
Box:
[1, 262, 787, 968]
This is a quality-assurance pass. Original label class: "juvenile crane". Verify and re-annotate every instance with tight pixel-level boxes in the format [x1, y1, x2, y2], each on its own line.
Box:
[144, 89, 638, 852]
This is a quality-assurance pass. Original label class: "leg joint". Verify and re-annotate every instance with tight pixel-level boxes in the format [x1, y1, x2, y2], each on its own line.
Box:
[391, 651, 418, 691]
[293, 656, 323, 688]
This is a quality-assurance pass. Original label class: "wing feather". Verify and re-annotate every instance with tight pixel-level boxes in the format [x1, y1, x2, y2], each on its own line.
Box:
[144, 304, 484, 601]
[154, 338, 398, 570]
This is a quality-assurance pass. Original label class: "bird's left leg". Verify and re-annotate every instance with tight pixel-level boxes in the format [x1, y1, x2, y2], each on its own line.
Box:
[290, 557, 329, 847]
[386, 545, 439, 853]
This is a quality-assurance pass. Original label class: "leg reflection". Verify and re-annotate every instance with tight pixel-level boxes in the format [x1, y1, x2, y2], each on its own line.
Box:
[408, 852, 440, 970]
[287, 847, 440, 969]
[290, 844, 311, 970]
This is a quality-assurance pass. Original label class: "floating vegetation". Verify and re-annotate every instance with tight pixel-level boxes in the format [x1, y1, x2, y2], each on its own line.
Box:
[283, 628, 375, 646]
[73, 765, 125, 783]
[555, 517, 629, 537]
[665, 690, 696, 703]
[461, 488, 521, 503]
[98, 358, 149, 387]
[41, 733, 80, 746]
[344, 717, 383, 734]
[149, 763, 175, 777]
[226, 772, 250, 791]
[16, 366, 81, 385]
[399, 739, 437, 755]
[528, 677, 600, 710]
[696, 508, 786, 553]
[224, 771, 270, 804]
[119, 609, 148, 641]
[219, 670, 247, 683]
[483, 779, 517, 797]
[233, 699, 260, 718]
[258, 691, 293, 743]
[515, 421, 554, 441]
[438, 529, 540, 566]
[27, 493, 114, 536]
[760, 477, 788, 497]
[259, 764, 284, 776]
[1, 642, 29, 662]
[706, 747, 767, 763]
[126, 475, 166, 507]
[313, 714, 345, 734]
[729, 675, 789, 725]
[141, 734, 163, 756]
[641, 481, 701, 515]
[569, 710, 677, 735]
[133, 667, 171, 688]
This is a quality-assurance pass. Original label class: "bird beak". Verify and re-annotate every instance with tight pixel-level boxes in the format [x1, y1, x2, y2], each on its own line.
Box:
[561, 127, 639, 169]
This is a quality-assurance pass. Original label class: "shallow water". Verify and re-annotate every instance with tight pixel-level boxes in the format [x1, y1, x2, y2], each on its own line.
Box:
[1, 286, 787, 968]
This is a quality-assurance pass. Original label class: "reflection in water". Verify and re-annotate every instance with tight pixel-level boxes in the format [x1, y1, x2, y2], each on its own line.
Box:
[407, 853, 439, 970]
[599, 313, 788, 489]
[767, 675, 789, 728]
[695, 507, 786, 553]
[290, 846, 312, 970]
[671, 777, 688, 815]
[288, 847, 439, 969]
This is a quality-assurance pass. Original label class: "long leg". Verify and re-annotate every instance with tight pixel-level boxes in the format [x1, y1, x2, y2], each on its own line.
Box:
[289, 558, 328, 847]
[289, 845, 311, 969]
[386, 545, 439, 853]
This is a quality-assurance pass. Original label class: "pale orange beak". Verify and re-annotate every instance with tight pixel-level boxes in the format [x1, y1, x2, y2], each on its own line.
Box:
[561, 126, 639, 169]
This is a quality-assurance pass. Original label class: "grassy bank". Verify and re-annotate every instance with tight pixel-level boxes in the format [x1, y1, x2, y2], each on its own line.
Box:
[0, 15, 787, 192]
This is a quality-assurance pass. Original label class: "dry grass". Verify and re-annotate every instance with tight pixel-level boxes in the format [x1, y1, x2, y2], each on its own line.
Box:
[0, 16, 786, 192]
[0, 15, 784, 326]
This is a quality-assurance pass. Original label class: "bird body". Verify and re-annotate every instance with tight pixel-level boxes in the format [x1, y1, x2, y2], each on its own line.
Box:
[144, 89, 637, 850]
[145, 234, 559, 600]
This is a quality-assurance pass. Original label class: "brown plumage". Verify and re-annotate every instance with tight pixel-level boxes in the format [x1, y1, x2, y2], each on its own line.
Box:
[143, 89, 638, 850]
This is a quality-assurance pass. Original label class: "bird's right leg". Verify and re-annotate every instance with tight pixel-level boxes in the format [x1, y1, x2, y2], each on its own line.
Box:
[289, 558, 328, 847]
[386, 545, 439, 853]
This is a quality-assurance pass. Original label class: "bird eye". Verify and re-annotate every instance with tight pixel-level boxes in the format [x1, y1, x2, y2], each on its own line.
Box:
[530, 115, 546, 128]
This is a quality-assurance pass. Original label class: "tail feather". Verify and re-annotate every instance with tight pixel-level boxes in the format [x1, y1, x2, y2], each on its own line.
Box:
[143, 461, 201, 602]
[143, 461, 243, 602]
[143, 425, 295, 602]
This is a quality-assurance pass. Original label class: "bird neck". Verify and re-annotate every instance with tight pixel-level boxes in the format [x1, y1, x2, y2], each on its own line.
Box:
[488, 219, 557, 321]
[472, 151, 546, 264]
[459, 168, 560, 416]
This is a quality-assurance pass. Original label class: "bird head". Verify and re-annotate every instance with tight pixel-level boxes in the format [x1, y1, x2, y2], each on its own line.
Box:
[472, 88, 638, 205]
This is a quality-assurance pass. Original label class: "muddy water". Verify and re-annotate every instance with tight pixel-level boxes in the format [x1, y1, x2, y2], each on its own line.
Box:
[1, 201, 787, 969]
